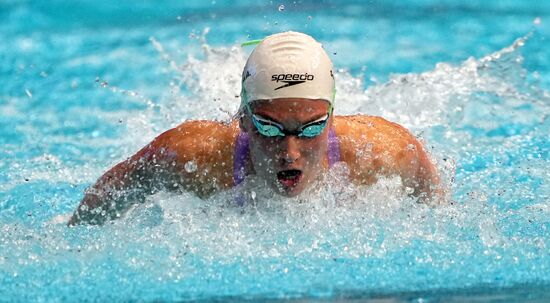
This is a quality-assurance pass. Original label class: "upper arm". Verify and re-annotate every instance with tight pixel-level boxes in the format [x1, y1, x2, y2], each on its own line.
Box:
[67, 141, 160, 225]
[68, 120, 237, 225]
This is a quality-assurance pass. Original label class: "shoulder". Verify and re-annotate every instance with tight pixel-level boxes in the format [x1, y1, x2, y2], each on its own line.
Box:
[332, 115, 441, 200]
[333, 115, 418, 150]
[139, 119, 240, 192]
[332, 115, 425, 179]
[154, 120, 239, 148]
[150, 119, 240, 159]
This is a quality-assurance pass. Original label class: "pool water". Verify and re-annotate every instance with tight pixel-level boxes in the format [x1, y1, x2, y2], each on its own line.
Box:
[1, 0, 549, 301]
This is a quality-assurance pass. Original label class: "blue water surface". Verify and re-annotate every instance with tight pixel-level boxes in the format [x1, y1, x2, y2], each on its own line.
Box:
[1, 0, 549, 301]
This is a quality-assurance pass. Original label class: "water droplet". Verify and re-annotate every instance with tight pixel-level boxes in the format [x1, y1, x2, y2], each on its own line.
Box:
[184, 161, 198, 173]
[278, 4, 285, 11]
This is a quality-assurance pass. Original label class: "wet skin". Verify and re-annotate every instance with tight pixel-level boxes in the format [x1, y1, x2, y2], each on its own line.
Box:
[68, 98, 441, 225]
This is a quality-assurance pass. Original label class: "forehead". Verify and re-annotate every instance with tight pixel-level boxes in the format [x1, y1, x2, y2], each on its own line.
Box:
[251, 98, 330, 115]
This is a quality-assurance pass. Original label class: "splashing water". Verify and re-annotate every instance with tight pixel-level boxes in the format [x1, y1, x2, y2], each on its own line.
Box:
[149, 28, 245, 123]
[1, 27, 549, 302]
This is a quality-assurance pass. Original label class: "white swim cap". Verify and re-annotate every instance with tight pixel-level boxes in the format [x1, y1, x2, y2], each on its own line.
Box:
[240, 31, 335, 110]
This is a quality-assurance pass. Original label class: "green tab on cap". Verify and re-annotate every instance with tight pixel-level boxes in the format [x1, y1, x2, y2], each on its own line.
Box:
[241, 39, 263, 47]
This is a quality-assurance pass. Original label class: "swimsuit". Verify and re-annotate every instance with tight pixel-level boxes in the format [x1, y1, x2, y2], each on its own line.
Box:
[233, 128, 341, 187]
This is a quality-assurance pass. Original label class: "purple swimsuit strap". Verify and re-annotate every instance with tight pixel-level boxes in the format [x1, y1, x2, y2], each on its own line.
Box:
[327, 127, 340, 168]
[233, 128, 340, 186]
[233, 131, 250, 186]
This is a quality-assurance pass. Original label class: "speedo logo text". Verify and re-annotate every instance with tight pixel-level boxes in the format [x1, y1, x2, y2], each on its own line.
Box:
[271, 73, 314, 90]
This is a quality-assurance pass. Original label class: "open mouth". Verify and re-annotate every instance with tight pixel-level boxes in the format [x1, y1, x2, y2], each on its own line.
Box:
[277, 169, 303, 188]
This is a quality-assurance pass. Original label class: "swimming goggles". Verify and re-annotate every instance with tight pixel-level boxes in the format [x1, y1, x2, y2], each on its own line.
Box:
[248, 105, 332, 138]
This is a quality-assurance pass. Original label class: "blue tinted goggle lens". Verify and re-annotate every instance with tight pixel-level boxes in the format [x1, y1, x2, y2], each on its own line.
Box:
[251, 114, 329, 138]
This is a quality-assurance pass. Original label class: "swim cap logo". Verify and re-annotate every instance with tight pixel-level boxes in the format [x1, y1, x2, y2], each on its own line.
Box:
[271, 73, 314, 90]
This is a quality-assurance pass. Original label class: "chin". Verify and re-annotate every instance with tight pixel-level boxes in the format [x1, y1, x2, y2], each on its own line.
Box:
[272, 182, 307, 197]
[276, 189, 301, 197]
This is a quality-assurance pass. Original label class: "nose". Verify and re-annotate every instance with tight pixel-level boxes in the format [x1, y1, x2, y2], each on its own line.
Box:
[279, 135, 301, 164]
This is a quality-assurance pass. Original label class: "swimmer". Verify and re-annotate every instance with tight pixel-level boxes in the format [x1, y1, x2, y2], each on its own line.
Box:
[68, 31, 441, 225]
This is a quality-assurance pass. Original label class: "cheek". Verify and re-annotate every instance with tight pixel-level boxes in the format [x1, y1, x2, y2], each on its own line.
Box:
[303, 134, 329, 157]
[250, 135, 278, 154]
[248, 136, 279, 168]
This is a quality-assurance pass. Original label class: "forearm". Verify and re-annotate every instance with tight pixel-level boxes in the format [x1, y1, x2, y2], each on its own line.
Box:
[68, 183, 147, 225]
[68, 158, 153, 225]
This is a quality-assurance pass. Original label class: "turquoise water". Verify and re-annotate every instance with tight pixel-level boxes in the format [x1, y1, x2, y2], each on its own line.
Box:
[1, 0, 549, 301]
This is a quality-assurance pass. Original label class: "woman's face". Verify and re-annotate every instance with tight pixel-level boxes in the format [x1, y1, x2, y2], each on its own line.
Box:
[242, 98, 332, 197]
